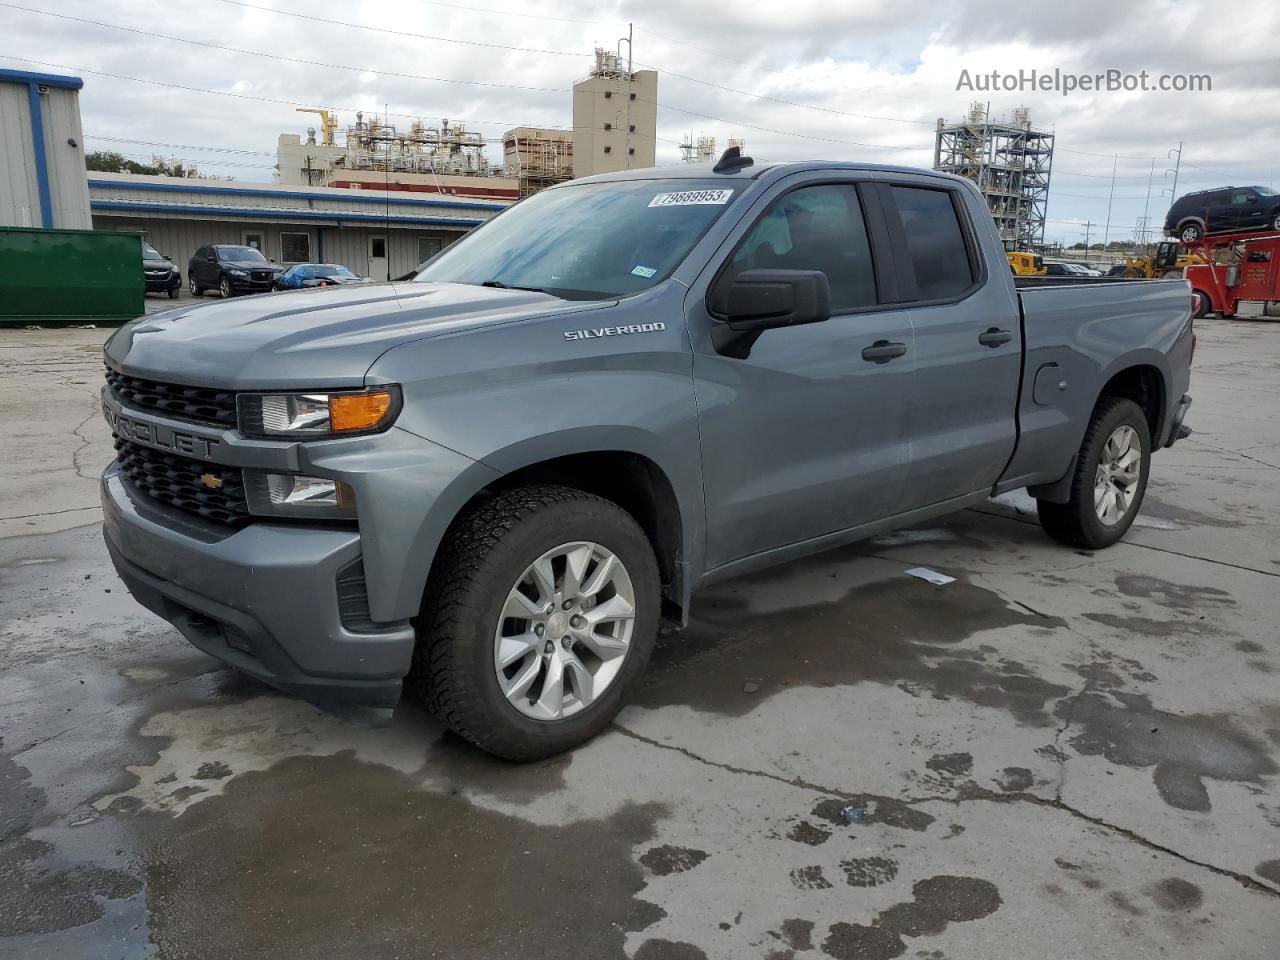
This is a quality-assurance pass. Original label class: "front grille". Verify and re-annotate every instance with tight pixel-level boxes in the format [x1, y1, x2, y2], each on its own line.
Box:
[250, 270, 273, 282]
[105, 365, 237, 428]
[114, 436, 251, 527]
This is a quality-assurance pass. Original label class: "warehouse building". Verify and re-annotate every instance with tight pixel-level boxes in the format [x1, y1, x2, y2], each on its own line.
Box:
[0, 68, 92, 229]
[88, 173, 508, 280]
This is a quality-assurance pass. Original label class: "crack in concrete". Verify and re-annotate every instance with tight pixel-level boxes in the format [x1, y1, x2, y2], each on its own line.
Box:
[610, 723, 1280, 900]
[969, 507, 1280, 580]
[1186, 437, 1280, 472]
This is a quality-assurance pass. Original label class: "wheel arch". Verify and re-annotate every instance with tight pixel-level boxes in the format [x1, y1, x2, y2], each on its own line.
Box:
[419, 430, 700, 623]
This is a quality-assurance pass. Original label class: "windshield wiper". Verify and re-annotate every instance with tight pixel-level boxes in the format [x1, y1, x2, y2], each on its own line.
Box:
[480, 280, 551, 294]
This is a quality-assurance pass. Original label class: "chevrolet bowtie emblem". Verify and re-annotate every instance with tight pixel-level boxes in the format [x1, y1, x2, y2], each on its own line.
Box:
[199, 473, 223, 490]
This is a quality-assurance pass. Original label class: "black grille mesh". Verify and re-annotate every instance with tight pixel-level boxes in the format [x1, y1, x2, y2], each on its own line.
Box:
[104, 365, 237, 428]
[113, 437, 251, 527]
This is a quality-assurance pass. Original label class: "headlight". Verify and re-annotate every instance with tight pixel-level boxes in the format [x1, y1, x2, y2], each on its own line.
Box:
[236, 387, 401, 438]
[243, 471, 357, 519]
[228, 268, 247, 276]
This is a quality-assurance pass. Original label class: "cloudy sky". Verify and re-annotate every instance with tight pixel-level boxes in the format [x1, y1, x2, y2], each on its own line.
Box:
[6, 0, 1278, 244]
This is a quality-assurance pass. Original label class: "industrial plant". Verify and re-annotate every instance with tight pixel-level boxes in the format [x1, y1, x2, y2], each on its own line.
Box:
[934, 102, 1056, 249]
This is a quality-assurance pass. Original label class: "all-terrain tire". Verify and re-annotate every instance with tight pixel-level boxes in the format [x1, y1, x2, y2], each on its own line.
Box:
[1036, 397, 1151, 549]
[413, 484, 659, 761]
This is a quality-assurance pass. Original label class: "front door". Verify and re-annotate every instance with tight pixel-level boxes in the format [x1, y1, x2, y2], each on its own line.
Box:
[883, 182, 1021, 510]
[368, 235, 389, 281]
[242, 230, 266, 256]
[690, 180, 915, 569]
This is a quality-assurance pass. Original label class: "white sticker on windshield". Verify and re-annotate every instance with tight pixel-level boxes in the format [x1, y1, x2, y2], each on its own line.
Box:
[631, 264, 657, 278]
[648, 189, 734, 208]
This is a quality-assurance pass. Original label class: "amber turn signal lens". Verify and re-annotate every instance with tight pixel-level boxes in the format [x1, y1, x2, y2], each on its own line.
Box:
[328, 391, 394, 432]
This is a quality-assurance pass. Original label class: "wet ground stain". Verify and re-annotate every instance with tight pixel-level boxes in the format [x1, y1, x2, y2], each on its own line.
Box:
[821, 875, 1001, 959]
[1256, 860, 1280, 886]
[791, 866, 834, 891]
[787, 821, 831, 846]
[811, 796, 935, 833]
[126, 752, 668, 960]
[1112, 575, 1234, 612]
[1138, 495, 1246, 530]
[840, 856, 898, 887]
[925, 753, 973, 777]
[639, 845, 709, 876]
[1145, 877, 1204, 912]
[1060, 692, 1276, 811]
[638, 575, 1070, 725]
[0, 744, 141, 938]
[632, 939, 709, 960]
[996, 767, 1034, 792]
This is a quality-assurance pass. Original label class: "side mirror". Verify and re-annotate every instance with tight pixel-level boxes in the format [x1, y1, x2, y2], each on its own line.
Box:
[164, 254, 172, 261]
[711, 269, 831, 358]
[1248, 195, 1259, 203]
[206, 254, 216, 261]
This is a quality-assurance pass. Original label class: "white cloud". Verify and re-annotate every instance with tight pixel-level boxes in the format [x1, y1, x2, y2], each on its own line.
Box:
[6, 0, 1278, 243]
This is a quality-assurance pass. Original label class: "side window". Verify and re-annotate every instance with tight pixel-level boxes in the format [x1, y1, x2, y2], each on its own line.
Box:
[1232, 191, 1251, 205]
[718, 184, 877, 312]
[890, 186, 975, 301]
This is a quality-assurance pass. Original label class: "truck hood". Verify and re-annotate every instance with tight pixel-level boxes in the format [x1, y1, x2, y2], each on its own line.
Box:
[104, 282, 610, 390]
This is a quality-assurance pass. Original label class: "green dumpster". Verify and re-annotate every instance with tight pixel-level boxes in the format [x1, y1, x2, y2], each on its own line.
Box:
[0, 226, 144, 326]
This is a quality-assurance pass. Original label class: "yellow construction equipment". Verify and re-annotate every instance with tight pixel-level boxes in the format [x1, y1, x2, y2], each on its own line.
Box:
[295, 108, 338, 147]
[1117, 241, 1205, 279]
[1007, 250, 1046, 276]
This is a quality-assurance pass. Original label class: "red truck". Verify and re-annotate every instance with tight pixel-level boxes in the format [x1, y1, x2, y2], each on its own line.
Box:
[1184, 228, 1280, 319]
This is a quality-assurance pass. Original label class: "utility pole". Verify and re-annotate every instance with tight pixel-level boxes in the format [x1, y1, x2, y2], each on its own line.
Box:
[1167, 141, 1182, 201]
[1102, 154, 1118, 252]
[1081, 220, 1096, 253]
[620, 23, 634, 171]
[1141, 158, 1156, 254]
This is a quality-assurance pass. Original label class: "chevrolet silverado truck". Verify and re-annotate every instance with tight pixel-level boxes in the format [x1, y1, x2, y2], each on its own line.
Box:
[101, 154, 1194, 760]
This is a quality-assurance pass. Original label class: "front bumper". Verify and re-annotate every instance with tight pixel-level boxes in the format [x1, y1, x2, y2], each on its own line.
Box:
[101, 465, 415, 707]
[225, 274, 277, 292]
[144, 273, 181, 292]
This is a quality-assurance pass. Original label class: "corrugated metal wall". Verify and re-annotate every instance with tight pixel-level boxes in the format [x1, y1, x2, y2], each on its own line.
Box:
[93, 215, 464, 281]
[0, 80, 91, 229]
[0, 82, 38, 227]
[42, 87, 92, 229]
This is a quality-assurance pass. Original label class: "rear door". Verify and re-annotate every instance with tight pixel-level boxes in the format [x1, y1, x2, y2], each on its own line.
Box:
[688, 176, 916, 568]
[879, 181, 1022, 510]
[1205, 191, 1237, 233]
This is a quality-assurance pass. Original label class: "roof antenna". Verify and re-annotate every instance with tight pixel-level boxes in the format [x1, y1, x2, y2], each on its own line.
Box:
[713, 145, 753, 174]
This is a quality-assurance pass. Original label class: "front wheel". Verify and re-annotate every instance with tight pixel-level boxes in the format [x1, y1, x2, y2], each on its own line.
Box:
[167, 286, 179, 299]
[413, 485, 659, 761]
[189, 275, 202, 297]
[219, 277, 233, 299]
[1037, 397, 1151, 549]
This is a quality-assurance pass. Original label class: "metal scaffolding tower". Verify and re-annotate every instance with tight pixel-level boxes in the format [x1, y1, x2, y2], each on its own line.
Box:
[934, 103, 1054, 249]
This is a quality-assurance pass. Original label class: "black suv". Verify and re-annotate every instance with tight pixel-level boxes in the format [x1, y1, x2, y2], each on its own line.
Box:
[188, 244, 283, 298]
[142, 241, 181, 298]
[1164, 185, 1280, 243]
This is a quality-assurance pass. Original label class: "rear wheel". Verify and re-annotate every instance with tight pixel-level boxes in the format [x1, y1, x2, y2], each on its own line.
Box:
[1037, 397, 1151, 549]
[414, 485, 659, 761]
[1192, 288, 1211, 318]
[1179, 221, 1204, 244]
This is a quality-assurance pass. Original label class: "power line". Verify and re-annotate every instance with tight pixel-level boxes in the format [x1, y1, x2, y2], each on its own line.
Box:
[0, 4, 567, 95]
[85, 134, 275, 157]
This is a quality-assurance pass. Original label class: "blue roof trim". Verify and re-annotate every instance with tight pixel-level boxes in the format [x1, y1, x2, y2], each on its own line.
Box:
[90, 199, 483, 227]
[0, 68, 83, 90]
[86, 178, 508, 212]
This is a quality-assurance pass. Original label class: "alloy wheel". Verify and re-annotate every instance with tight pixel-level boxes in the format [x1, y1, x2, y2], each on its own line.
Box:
[1094, 424, 1142, 526]
[494, 541, 636, 721]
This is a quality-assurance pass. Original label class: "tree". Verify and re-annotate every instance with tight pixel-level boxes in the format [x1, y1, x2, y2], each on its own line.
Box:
[85, 150, 199, 178]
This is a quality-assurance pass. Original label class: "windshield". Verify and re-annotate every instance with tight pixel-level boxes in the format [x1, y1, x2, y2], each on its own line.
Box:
[141, 241, 163, 260]
[413, 179, 740, 299]
[216, 245, 268, 262]
[314, 265, 354, 277]
[1252, 186, 1277, 197]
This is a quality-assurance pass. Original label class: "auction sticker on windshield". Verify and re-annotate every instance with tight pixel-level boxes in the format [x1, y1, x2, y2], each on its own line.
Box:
[648, 189, 734, 207]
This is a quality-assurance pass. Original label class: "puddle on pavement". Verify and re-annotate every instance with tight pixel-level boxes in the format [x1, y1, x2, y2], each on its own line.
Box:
[126, 753, 667, 960]
[638, 574, 1071, 725]
[1060, 691, 1276, 811]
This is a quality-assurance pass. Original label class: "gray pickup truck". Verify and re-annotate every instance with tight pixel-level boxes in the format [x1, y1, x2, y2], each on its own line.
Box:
[101, 155, 1194, 759]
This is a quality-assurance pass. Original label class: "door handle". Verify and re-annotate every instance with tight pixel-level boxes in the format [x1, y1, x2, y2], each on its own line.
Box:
[978, 327, 1013, 348]
[861, 340, 907, 363]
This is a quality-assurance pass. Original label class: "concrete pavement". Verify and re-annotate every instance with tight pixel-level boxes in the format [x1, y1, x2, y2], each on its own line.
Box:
[1, 317, 1277, 959]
